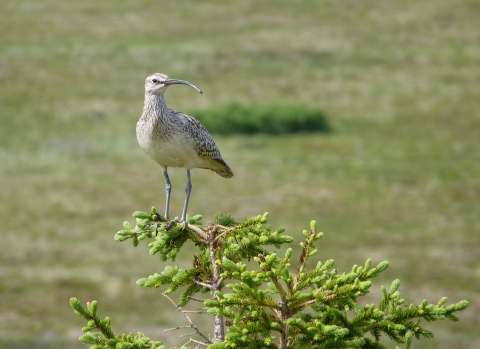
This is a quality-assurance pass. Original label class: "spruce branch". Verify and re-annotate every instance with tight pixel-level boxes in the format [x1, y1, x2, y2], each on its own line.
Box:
[70, 298, 163, 349]
[189, 296, 207, 303]
[257, 252, 290, 348]
[194, 280, 213, 289]
[163, 292, 212, 345]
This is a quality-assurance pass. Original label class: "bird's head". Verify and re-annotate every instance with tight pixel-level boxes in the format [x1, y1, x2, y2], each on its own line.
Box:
[145, 73, 203, 95]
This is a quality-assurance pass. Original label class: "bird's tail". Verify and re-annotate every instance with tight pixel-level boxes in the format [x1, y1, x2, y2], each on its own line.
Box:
[211, 158, 234, 178]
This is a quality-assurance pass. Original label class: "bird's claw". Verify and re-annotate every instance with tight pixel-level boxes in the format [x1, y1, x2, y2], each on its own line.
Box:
[155, 222, 162, 236]
[166, 219, 188, 231]
[145, 216, 167, 236]
[166, 219, 178, 230]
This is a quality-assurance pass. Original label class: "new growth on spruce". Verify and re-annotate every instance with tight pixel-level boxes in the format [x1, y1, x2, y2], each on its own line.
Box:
[71, 209, 468, 349]
[70, 298, 163, 349]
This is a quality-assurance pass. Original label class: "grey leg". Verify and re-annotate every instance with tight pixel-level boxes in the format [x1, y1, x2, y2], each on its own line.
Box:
[163, 169, 172, 220]
[180, 169, 192, 228]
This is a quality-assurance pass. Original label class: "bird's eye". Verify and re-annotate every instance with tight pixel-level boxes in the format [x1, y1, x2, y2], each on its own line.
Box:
[152, 79, 158, 84]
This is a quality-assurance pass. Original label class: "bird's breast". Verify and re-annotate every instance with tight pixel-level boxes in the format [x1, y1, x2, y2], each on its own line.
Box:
[137, 124, 200, 169]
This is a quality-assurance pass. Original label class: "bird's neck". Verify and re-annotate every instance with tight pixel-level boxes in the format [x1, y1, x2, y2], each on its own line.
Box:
[142, 93, 171, 123]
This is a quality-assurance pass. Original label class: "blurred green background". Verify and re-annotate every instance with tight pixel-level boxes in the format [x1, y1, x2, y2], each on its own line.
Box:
[1, 0, 479, 348]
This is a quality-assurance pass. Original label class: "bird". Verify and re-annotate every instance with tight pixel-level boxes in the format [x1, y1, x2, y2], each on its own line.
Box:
[136, 73, 234, 229]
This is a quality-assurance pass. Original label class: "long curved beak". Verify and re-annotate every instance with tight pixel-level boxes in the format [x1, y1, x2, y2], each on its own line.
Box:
[165, 78, 203, 94]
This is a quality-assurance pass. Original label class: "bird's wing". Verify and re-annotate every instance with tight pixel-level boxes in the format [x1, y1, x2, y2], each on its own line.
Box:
[182, 114, 223, 160]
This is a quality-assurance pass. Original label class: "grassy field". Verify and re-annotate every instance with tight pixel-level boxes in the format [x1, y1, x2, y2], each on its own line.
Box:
[1, 0, 479, 348]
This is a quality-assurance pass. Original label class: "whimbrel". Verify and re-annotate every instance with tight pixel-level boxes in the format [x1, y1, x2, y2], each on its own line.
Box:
[136, 73, 233, 229]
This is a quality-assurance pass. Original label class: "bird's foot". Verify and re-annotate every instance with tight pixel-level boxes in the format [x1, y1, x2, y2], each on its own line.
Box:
[144, 215, 167, 236]
[166, 219, 179, 231]
[166, 219, 188, 231]
[155, 222, 162, 236]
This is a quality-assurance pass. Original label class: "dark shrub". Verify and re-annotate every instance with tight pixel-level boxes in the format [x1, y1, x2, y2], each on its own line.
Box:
[189, 102, 330, 135]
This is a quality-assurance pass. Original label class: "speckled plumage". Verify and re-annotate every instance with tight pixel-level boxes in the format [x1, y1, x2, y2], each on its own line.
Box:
[136, 73, 233, 178]
[136, 73, 233, 226]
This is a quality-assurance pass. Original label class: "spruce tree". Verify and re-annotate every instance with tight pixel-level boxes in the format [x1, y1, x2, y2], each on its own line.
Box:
[71, 208, 468, 349]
